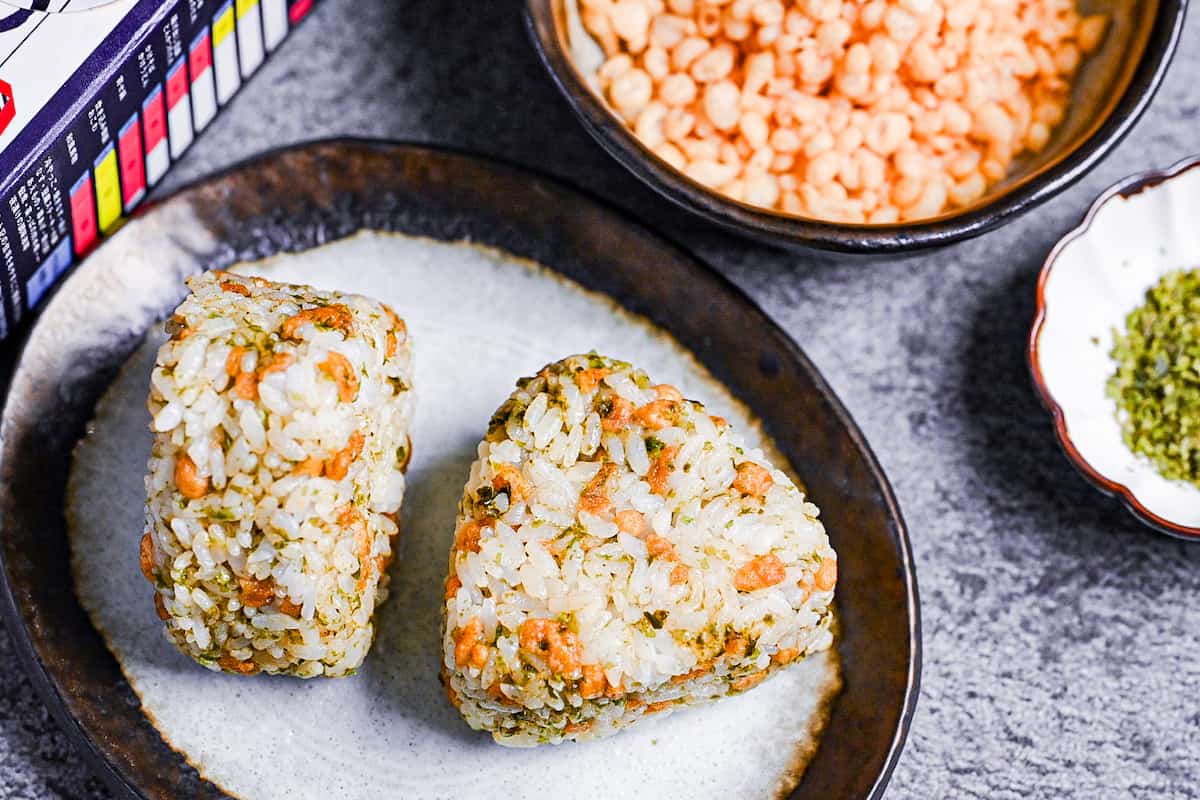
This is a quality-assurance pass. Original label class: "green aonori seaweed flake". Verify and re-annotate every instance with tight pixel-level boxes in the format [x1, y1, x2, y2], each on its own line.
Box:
[644, 436, 665, 458]
[1107, 269, 1200, 487]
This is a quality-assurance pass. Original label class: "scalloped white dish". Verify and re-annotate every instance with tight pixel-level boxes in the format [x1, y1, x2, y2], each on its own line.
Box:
[1030, 155, 1200, 538]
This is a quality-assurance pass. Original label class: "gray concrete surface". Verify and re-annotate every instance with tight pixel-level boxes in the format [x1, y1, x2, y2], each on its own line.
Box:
[1, 1, 1198, 797]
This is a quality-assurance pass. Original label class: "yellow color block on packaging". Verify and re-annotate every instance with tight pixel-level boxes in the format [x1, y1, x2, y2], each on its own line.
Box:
[213, 3, 235, 45]
[93, 144, 121, 234]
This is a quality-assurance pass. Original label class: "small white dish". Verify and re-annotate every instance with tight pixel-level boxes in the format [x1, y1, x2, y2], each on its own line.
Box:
[1030, 154, 1200, 539]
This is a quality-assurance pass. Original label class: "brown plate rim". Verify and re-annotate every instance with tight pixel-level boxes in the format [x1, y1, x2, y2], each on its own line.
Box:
[0, 138, 921, 798]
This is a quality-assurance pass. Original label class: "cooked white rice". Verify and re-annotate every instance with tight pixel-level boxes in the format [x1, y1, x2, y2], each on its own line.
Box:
[442, 354, 836, 745]
[141, 270, 413, 677]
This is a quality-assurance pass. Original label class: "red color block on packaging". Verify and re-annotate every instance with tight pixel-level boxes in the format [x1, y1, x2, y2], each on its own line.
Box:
[69, 173, 97, 257]
[0, 79, 14, 136]
[142, 86, 167, 150]
[118, 115, 146, 207]
[289, 0, 312, 24]
[189, 30, 213, 75]
[165, 59, 189, 110]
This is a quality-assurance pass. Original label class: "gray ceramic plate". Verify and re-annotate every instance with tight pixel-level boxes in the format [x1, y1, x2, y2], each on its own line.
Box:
[0, 140, 919, 799]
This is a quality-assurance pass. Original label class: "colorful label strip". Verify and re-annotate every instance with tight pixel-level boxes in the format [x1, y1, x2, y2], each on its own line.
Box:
[288, 0, 313, 24]
[263, 0, 288, 50]
[213, 0, 241, 104]
[92, 141, 121, 235]
[118, 113, 146, 211]
[189, 28, 218, 132]
[236, 0, 265, 78]
[0, 0, 321, 323]
[142, 85, 169, 186]
[25, 236, 72, 308]
[165, 56, 193, 159]
[68, 172, 96, 258]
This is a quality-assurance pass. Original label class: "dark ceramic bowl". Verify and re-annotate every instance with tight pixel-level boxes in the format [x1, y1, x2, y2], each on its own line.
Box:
[525, 0, 1187, 254]
[0, 140, 920, 799]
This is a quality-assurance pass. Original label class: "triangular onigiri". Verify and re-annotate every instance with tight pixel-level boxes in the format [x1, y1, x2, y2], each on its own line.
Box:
[441, 354, 836, 745]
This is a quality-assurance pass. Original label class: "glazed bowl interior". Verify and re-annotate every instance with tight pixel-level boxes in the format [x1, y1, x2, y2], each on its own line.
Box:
[527, 0, 1182, 253]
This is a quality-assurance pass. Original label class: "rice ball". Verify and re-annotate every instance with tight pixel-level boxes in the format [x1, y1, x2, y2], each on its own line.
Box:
[141, 270, 413, 677]
[441, 354, 836, 744]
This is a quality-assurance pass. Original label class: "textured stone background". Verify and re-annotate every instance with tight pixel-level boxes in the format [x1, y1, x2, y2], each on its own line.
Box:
[2, 1, 1199, 797]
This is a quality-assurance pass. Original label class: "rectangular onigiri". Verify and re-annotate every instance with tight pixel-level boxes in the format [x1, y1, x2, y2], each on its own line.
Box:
[140, 270, 413, 677]
[442, 354, 836, 745]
